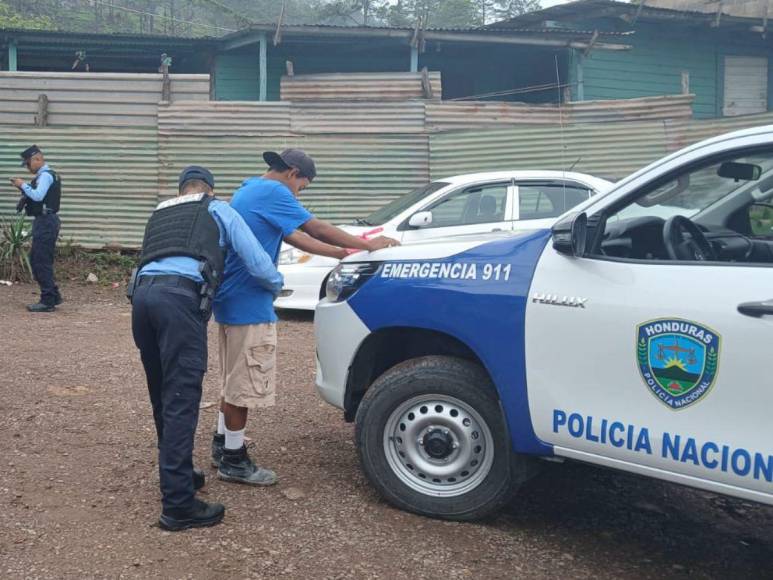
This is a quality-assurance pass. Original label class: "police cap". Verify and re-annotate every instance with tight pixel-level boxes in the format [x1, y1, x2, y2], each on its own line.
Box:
[178, 165, 215, 191]
[20, 145, 42, 166]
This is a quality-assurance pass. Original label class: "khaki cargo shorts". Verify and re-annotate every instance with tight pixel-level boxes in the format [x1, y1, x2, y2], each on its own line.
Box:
[218, 322, 277, 409]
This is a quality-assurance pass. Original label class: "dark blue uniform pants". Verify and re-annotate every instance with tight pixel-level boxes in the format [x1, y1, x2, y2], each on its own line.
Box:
[131, 277, 207, 511]
[30, 213, 61, 306]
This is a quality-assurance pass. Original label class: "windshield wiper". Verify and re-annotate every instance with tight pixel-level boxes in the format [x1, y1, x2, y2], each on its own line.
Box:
[354, 218, 373, 226]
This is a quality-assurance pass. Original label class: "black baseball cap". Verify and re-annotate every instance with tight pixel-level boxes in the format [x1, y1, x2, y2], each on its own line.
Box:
[178, 165, 215, 191]
[263, 149, 317, 182]
[20, 145, 42, 166]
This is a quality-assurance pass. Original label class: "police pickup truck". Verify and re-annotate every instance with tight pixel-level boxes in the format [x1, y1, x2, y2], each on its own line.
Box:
[315, 125, 773, 521]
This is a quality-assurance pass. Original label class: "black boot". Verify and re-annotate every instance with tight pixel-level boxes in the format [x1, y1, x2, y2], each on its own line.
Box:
[193, 467, 205, 491]
[159, 499, 225, 531]
[211, 433, 224, 468]
[218, 445, 277, 486]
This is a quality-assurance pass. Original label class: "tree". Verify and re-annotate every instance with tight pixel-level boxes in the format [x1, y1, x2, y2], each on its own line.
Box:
[491, 0, 542, 21]
[0, 0, 56, 29]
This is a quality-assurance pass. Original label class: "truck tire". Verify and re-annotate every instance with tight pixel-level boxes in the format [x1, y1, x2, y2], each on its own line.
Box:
[355, 355, 533, 521]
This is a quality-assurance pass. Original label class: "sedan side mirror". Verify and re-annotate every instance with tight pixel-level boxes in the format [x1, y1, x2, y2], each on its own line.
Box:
[408, 211, 433, 228]
[552, 212, 588, 256]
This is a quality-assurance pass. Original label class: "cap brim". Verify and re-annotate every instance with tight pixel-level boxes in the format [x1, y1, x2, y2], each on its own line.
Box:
[263, 151, 291, 171]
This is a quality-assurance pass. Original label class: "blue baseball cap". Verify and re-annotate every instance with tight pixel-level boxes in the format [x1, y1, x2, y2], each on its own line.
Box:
[178, 165, 214, 191]
[20, 145, 42, 166]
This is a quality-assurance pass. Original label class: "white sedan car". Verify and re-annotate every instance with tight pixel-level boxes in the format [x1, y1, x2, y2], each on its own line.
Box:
[276, 171, 613, 310]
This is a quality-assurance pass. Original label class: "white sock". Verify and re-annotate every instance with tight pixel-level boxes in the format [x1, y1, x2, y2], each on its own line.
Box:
[216, 412, 225, 435]
[224, 427, 245, 450]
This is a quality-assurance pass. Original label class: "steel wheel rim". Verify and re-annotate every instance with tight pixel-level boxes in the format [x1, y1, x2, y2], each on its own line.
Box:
[383, 393, 495, 498]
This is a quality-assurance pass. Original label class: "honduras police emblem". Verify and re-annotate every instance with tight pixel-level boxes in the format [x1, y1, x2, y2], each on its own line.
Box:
[636, 318, 721, 410]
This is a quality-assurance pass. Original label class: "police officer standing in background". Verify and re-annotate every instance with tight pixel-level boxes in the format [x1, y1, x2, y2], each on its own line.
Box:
[11, 145, 63, 312]
[131, 166, 283, 531]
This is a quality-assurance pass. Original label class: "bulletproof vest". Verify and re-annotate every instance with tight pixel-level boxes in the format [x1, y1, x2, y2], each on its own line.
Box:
[24, 169, 61, 216]
[138, 193, 225, 288]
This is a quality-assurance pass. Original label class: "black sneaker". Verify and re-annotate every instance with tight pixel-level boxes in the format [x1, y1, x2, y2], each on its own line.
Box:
[193, 467, 205, 491]
[211, 433, 224, 468]
[159, 499, 225, 531]
[218, 445, 277, 486]
[27, 302, 55, 313]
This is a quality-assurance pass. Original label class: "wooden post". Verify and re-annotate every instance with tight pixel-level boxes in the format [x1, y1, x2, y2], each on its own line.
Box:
[8, 40, 17, 71]
[160, 53, 172, 102]
[420, 66, 433, 99]
[575, 51, 585, 101]
[410, 45, 418, 73]
[259, 33, 267, 102]
[681, 71, 690, 95]
[35, 94, 48, 127]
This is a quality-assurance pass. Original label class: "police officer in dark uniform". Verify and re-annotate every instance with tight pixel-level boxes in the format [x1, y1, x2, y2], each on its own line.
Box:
[11, 145, 63, 312]
[130, 166, 283, 531]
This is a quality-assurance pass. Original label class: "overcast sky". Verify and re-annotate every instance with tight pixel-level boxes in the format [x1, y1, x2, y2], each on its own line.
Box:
[541, 0, 579, 6]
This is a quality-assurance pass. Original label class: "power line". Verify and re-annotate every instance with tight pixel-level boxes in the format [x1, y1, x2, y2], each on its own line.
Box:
[92, 0, 237, 33]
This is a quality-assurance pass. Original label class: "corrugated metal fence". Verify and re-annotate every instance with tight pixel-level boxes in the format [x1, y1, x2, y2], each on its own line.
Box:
[0, 72, 209, 126]
[281, 72, 442, 102]
[0, 127, 157, 248]
[2, 89, 772, 249]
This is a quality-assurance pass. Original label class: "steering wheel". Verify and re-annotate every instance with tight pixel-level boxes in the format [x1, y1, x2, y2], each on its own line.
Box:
[663, 215, 716, 261]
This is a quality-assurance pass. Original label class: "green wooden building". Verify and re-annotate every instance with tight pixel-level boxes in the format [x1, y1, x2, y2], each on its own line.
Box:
[500, 0, 773, 118]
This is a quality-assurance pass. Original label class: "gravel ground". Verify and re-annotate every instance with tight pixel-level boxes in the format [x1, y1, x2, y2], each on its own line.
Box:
[1, 283, 772, 580]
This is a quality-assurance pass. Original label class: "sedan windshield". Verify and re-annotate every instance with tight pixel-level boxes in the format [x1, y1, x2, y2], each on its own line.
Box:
[359, 182, 449, 226]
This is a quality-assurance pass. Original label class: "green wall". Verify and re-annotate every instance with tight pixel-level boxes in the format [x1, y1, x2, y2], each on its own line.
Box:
[572, 21, 773, 119]
[214, 40, 568, 103]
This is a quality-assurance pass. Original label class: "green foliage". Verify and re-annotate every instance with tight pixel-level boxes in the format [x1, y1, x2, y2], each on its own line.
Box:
[0, 1, 55, 29]
[0, 213, 32, 282]
[705, 347, 718, 376]
[56, 245, 138, 285]
[0, 0, 542, 34]
[637, 338, 648, 367]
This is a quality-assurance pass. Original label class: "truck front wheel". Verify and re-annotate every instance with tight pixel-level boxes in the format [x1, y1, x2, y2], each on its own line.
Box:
[355, 355, 531, 520]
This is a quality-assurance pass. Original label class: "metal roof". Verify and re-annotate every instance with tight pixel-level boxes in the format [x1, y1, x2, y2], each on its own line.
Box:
[0, 27, 218, 47]
[491, 0, 773, 30]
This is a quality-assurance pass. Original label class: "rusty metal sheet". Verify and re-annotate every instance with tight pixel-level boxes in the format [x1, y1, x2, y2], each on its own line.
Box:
[291, 101, 426, 134]
[158, 101, 292, 136]
[0, 72, 209, 127]
[280, 72, 442, 102]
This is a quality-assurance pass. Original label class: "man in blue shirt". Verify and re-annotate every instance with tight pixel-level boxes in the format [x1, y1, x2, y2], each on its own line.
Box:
[11, 145, 62, 312]
[212, 149, 399, 485]
[131, 166, 282, 531]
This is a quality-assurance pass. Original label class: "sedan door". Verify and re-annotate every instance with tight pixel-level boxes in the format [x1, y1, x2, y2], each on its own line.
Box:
[399, 181, 514, 244]
[513, 180, 594, 231]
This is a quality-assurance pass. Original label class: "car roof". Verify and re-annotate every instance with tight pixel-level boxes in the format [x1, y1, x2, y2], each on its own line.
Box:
[437, 170, 614, 190]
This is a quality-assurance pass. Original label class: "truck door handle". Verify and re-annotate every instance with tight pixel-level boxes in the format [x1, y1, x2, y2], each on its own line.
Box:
[738, 299, 773, 317]
[491, 228, 502, 232]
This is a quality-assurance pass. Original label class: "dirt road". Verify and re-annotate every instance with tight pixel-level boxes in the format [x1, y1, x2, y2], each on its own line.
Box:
[1, 283, 771, 579]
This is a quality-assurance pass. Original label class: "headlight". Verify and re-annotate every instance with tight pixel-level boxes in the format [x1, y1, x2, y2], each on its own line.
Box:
[325, 263, 380, 302]
[278, 247, 312, 265]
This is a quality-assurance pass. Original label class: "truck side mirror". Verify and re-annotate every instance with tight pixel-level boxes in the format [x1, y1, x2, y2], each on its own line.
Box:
[552, 212, 587, 256]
